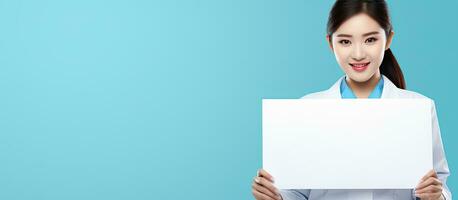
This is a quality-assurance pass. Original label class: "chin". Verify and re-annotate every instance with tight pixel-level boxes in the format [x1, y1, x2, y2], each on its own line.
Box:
[346, 72, 373, 83]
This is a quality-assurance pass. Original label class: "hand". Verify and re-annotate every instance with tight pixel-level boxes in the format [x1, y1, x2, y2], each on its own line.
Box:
[415, 169, 444, 200]
[252, 168, 282, 200]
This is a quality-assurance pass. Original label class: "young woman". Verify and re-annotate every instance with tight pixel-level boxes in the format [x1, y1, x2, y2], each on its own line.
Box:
[251, 0, 451, 200]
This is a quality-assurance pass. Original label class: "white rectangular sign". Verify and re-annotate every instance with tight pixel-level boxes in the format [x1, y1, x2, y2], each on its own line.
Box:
[262, 99, 432, 189]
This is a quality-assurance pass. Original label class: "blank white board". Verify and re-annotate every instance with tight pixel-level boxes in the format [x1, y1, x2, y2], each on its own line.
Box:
[262, 99, 432, 189]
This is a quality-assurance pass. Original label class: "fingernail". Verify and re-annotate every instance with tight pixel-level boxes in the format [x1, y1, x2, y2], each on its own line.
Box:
[257, 170, 259, 177]
[271, 177, 275, 183]
[255, 177, 260, 183]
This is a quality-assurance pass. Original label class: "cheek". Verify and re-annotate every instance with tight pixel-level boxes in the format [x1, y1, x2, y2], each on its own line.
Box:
[367, 45, 386, 65]
[333, 47, 350, 64]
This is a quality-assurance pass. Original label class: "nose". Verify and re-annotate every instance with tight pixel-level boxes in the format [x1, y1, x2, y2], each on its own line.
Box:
[351, 44, 366, 61]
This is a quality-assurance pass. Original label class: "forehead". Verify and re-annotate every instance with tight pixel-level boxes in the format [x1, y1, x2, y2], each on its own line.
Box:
[334, 13, 384, 36]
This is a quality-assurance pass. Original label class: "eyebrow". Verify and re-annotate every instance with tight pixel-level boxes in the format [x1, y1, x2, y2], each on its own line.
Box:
[336, 31, 380, 38]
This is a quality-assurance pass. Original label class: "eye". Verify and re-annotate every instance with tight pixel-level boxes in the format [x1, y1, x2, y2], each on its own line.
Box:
[338, 39, 351, 45]
[365, 37, 378, 44]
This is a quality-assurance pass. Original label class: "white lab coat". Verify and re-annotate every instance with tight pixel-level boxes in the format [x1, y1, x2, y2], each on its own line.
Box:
[279, 75, 452, 200]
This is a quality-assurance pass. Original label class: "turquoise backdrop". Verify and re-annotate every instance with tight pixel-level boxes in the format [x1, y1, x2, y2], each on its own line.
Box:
[1, 1, 457, 199]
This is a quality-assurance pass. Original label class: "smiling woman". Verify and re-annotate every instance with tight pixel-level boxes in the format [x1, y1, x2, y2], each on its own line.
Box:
[251, 0, 452, 200]
[329, 13, 394, 98]
[326, 0, 405, 92]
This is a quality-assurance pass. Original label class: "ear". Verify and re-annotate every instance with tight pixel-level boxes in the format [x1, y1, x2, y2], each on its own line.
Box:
[326, 35, 333, 51]
[385, 31, 394, 50]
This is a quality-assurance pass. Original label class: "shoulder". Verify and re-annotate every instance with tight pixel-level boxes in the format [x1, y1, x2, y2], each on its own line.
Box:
[299, 76, 344, 99]
[395, 88, 433, 101]
[398, 89, 439, 115]
[383, 75, 434, 102]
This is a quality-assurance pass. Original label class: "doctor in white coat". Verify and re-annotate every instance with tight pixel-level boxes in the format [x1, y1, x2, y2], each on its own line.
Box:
[251, 0, 451, 200]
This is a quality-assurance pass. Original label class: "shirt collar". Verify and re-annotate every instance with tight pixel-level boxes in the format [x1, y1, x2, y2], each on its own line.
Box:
[340, 76, 384, 99]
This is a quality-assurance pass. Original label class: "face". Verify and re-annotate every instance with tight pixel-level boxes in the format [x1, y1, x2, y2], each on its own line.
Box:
[327, 13, 394, 83]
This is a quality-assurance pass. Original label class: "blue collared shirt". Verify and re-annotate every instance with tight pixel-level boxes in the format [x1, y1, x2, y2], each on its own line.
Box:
[340, 76, 384, 98]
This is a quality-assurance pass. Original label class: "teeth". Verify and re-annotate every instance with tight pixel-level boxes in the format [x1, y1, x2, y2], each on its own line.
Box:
[351, 63, 368, 67]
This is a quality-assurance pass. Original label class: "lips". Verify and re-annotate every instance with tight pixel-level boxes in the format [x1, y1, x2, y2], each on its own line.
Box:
[350, 62, 370, 72]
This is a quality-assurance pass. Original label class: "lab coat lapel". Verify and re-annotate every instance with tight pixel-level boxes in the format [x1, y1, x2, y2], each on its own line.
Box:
[323, 76, 345, 99]
[380, 75, 400, 98]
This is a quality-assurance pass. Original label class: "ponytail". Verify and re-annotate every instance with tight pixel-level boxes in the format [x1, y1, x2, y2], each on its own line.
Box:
[380, 48, 406, 89]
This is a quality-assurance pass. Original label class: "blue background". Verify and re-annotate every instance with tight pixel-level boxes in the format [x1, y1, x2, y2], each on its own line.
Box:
[1, 0, 457, 199]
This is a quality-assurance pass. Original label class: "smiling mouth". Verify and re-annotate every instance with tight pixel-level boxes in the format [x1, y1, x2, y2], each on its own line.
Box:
[349, 62, 370, 67]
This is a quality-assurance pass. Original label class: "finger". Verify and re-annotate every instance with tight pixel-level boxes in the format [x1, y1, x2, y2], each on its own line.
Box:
[253, 189, 276, 200]
[252, 182, 282, 200]
[415, 193, 432, 200]
[416, 177, 442, 191]
[255, 176, 281, 196]
[415, 185, 442, 194]
[416, 177, 442, 190]
[253, 177, 279, 199]
[255, 176, 280, 195]
[420, 169, 437, 181]
[259, 168, 275, 182]
[429, 169, 438, 178]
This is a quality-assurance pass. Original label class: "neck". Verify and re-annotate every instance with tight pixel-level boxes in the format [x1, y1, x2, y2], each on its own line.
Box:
[345, 71, 382, 98]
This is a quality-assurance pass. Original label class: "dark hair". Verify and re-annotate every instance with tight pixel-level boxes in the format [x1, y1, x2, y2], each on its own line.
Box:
[327, 0, 406, 89]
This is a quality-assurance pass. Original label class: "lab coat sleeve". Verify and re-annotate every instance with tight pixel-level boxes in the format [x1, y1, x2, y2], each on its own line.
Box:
[410, 100, 451, 200]
[428, 100, 452, 200]
[279, 189, 310, 200]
